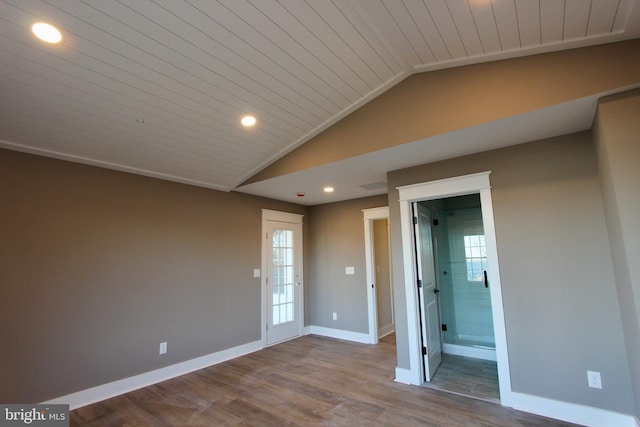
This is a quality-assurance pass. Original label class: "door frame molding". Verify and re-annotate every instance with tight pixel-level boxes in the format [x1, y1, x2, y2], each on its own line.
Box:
[397, 172, 513, 406]
[261, 209, 304, 348]
[363, 206, 390, 344]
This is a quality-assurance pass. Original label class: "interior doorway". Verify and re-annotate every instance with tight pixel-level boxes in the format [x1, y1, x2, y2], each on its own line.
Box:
[415, 194, 499, 402]
[373, 218, 394, 339]
[397, 172, 513, 406]
[363, 207, 394, 345]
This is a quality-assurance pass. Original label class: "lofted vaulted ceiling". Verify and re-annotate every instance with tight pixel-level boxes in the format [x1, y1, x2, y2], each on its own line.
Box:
[1, 0, 639, 201]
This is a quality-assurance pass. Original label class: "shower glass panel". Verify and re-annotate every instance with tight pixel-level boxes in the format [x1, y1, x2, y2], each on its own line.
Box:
[436, 203, 495, 350]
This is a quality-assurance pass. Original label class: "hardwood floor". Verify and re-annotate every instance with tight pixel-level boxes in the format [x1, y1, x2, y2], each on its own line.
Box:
[71, 334, 577, 426]
[425, 353, 500, 403]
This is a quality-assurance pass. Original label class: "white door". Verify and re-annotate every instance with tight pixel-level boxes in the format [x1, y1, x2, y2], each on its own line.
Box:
[265, 219, 302, 346]
[414, 203, 442, 381]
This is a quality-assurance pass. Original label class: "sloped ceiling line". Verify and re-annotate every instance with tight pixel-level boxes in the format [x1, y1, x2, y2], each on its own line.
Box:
[0, 0, 638, 198]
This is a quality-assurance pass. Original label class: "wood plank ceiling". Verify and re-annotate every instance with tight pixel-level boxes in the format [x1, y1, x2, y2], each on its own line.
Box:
[1, 0, 638, 192]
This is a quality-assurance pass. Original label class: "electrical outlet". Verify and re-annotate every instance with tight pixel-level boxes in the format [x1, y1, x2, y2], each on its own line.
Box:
[587, 370, 602, 389]
[159, 342, 167, 355]
[332, 312, 337, 320]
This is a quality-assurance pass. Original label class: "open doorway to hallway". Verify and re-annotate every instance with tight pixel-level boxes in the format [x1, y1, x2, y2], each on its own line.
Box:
[364, 207, 395, 345]
[373, 218, 394, 339]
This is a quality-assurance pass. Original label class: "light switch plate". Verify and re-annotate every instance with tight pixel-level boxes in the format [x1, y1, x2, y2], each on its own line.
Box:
[345, 266, 355, 275]
[253, 269, 261, 278]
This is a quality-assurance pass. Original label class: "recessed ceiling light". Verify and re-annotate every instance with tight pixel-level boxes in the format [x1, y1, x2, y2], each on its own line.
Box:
[241, 115, 256, 127]
[323, 186, 334, 193]
[31, 22, 62, 44]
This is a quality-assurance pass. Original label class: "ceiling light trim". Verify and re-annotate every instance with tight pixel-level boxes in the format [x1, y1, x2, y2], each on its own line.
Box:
[31, 22, 63, 44]
[241, 115, 257, 127]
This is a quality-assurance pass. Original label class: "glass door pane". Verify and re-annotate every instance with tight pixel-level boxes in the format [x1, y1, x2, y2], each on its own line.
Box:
[272, 229, 294, 325]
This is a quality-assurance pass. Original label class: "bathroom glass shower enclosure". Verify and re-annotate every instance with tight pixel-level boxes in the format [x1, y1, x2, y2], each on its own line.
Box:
[421, 194, 496, 360]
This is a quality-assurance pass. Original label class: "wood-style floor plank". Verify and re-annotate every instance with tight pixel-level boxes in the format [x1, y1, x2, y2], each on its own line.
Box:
[71, 334, 577, 426]
[426, 353, 500, 403]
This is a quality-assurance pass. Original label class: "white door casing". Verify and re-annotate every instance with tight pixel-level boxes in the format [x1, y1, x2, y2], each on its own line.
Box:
[363, 206, 390, 344]
[262, 210, 303, 347]
[397, 172, 513, 406]
[414, 203, 442, 381]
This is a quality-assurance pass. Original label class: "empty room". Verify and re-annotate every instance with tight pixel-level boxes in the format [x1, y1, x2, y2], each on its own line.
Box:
[1, 1, 639, 426]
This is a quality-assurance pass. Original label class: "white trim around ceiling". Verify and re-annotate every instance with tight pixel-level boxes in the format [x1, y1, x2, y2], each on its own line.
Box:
[0, 139, 229, 191]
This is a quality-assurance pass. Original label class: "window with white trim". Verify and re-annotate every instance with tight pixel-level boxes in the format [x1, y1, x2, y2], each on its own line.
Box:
[464, 234, 487, 282]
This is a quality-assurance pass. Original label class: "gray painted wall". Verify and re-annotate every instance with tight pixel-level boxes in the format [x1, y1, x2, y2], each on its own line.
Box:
[387, 132, 635, 414]
[0, 149, 308, 403]
[594, 89, 640, 417]
[308, 196, 388, 333]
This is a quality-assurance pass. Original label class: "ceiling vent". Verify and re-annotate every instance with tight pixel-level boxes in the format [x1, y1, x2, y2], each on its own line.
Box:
[359, 181, 388, 191]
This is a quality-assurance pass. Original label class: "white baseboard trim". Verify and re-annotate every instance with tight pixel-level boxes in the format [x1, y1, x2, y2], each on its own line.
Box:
[392, 367, 637, 426]
[443, 343, 496, 361]
[42, 340, 263, 410]
[306, 325, 370, 344]
[510, 391, 638, 427]
[303, 325, 312, 335]
[394, 367, 418, 385]
[378, 323, 395, 339]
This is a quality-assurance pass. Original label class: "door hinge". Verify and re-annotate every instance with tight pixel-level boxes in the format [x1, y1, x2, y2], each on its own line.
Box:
[422, 346, 427, 356]
[417, 279, 422, 288]
[413, 216, 418, 225]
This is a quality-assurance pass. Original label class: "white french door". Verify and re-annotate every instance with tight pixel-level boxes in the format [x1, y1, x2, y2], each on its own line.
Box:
[262, 210, 303, 346]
